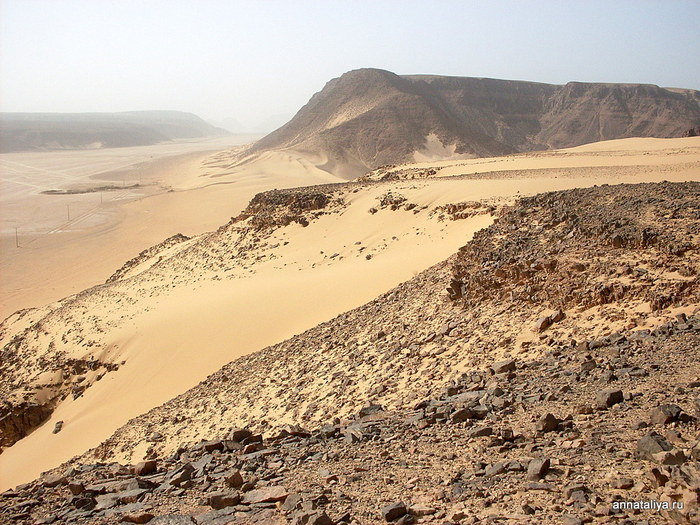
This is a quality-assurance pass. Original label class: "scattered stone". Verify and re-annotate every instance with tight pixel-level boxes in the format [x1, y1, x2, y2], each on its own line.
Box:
[596, 389, 624, 409]
[241, 485, 288, 504]
[526, 458, 550, 481]
[650, 404, 683, 425]
[122, 512, 155, 524]
[536, 413, 561, 432]
[133, 460, 158, 476]
[637, 432, 673, 460]
[208, 492, 241, 510]
[381, 501, 407, 522]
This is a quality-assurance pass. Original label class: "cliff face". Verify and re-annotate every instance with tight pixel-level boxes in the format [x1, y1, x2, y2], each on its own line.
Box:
[249, 69, 700, 178]
[0, 111, 228, 153]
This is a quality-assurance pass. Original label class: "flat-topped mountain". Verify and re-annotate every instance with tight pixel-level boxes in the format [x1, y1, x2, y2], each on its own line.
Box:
[247, 68, 700, 178]
[0, 111, 228, 153]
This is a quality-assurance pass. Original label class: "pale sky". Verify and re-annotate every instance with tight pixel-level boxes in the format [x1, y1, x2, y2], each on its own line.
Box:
[1, 0, 698, 131]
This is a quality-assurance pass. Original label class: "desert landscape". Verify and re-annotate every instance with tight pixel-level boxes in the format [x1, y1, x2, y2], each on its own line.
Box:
[1, 3, 700, 525]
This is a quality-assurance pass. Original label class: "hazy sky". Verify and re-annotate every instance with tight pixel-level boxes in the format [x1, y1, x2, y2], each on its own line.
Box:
[1, 0, 699, 131]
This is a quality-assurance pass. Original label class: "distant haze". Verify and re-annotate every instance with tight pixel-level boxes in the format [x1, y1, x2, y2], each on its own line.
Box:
[1, 0, 699, 132]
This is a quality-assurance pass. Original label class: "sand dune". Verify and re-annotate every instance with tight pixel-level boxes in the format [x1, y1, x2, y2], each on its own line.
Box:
[0, 141, 338, 318]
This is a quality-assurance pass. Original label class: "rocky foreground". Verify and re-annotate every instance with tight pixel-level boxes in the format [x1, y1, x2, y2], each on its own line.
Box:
[1, 182, 699, 524]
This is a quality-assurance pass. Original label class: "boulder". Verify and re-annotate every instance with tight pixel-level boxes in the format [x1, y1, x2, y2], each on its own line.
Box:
[224, 470, 244, 489]
[43, 473, 67, 488]
[491, 359, 516, 374]
[167, 463, 194, 486]
[652, 449, 687, 465]
[534, 316, 552, 333]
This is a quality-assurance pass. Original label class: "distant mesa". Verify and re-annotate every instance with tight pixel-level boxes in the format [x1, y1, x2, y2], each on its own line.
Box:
[247, 68, 700, 179]
[0, 110, 228, 153]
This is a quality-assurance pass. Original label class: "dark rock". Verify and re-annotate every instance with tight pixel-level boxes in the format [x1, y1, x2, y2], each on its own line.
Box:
[596, 389, 623, 409]
[650, 404, 683, 425]
[451, 408, 474, 423]
[118, 489, 149, 504]
[536, 413, 561, 432]
[133, 460, 158, 476]
[208, 492, 240, 510]
[649, 467, 669, 487]
[68, 482, 84, 495]
[526, 458, 550, 481]
[227, 428, 253, 442]
[381, 501, 407, 522]
[72, 496, 97, 510]
[637, 432, 672, 460]
[303, 511, 334, 525]
[167, 463, 194, 486]
[224, 470, 244, 489]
